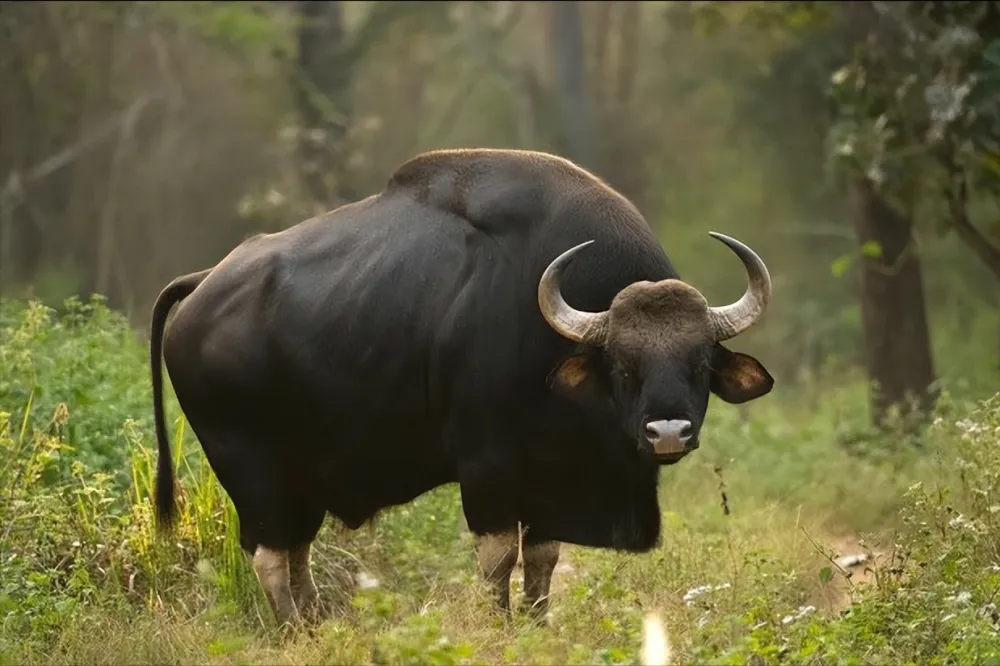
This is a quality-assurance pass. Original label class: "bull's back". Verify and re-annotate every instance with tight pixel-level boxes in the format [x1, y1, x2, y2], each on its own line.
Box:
[159, 150, 676, 524]
[164, 191, 506, 453]
[166, 150, 671, 426]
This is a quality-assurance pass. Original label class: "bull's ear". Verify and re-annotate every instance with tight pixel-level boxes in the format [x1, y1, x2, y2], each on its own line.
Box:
[550, 353, 604, 403]
[710, 344, 774, 404]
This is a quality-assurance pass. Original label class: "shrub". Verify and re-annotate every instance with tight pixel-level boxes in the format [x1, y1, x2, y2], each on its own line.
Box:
[0, 296, 180, 483]
[1, 294, 998, 664]
[690, 397, 1000, 665]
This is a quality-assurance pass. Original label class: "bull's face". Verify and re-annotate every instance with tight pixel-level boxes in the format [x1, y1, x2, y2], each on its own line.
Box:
[538, 233, 774, 464]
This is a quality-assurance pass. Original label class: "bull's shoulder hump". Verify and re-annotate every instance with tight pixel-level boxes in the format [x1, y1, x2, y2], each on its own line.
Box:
[383, 148, 612, 234]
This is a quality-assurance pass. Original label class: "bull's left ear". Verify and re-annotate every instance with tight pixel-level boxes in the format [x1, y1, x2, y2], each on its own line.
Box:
[710, 344, 774, 404]
[550, 352, 604, 405]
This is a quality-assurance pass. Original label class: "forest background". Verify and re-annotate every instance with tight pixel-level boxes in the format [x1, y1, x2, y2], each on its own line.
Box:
[2, 2, 1000, 664]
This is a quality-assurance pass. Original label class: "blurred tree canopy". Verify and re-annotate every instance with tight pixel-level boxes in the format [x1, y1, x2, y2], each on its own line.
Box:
[690, 0, 1000, 427]
[0, 0, 997, 429]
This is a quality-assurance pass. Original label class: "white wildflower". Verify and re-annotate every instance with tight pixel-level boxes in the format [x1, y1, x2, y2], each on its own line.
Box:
[781, 605, 816, 626]
[682, 582, 731, 606]
[945, 590, 972, 605]
[355, 571, 379, 590]
[948, 514, 979, 532]
[955, 419, 982, 435]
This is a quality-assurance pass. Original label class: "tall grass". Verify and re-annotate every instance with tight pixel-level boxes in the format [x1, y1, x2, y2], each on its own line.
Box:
[1, 295, 999, 664]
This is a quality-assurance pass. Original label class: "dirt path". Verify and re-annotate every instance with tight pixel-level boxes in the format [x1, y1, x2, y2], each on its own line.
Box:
[810, 533, 887, 613]
[507, 529, 886, 619]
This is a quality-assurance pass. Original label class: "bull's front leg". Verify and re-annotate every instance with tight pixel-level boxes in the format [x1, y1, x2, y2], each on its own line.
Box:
[252, 545, 302, 628]
[460, 457, 522, 617]
[520, 534, 560, 624]
[473, 530, 520, 616]
[288, 541, 324, 623]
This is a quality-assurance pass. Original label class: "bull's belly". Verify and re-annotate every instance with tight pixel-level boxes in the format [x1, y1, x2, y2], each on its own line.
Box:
[307, 430, 459, 529]
[520, 500, 663, 552]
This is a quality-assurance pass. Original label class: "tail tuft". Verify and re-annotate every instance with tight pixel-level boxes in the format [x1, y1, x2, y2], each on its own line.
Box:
[154, 443, 177, 533]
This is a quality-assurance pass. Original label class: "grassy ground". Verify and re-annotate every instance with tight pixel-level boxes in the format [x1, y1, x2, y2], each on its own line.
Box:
[2, 296, 1000, 665]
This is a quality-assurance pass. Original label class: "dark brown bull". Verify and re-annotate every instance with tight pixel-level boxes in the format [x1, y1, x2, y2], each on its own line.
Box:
[149, 148, 773, 626]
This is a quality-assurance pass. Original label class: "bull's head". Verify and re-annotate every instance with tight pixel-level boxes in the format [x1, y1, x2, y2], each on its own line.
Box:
[538, 232, 773, 464]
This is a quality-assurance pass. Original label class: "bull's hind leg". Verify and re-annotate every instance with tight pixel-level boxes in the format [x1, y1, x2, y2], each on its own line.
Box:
[474, 530, 520, 616]
[201, 440, 326, 630]
[288, 541, 323, 622]
[252, 546, 301, 627]
[521, 537, 560, 623]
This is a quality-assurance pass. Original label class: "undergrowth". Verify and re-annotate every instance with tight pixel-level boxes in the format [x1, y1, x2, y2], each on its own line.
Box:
[1, 296, 998, 665]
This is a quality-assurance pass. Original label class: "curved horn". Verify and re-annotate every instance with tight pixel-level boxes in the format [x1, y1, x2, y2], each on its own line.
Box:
[538, 240, 609, 345]
[706, 232, 772, 341]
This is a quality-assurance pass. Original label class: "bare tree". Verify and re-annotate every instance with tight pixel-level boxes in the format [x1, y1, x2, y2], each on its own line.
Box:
[547, 1, 592, 168]
[849, 177, 937, 428]
[295, 0, 353, 209]
[841, 1, 938, 428]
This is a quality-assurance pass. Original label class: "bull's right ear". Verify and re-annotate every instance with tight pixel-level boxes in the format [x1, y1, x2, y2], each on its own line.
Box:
[710, 344, 774, 404]
[549, 353, 603, 403]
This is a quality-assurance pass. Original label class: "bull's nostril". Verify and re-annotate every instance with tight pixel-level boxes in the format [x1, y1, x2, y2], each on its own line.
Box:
[644, 419, 693, 444]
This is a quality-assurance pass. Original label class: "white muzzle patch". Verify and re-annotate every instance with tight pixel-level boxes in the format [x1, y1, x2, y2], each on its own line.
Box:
[644, 419, 693, 456]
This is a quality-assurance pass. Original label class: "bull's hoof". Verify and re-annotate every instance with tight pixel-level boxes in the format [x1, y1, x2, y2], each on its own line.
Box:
[485, 600, 514, 626]
[273, 616, 305, 642]
[519, 600, 550, 628]
[301, 596, 334, 627]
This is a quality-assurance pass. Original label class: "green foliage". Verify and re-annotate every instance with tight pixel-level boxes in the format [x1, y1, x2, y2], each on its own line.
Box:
[0, 296, 168, 483]
[141, 1, 295, 62]
[4, 0, 997, 411]
[3, 2, 998, 658]
[826, 2, 1000, 241]
[0, 295, 998, 664]
[830, 241, 884, 279]
[0, 402, 258, 653]
[700, 399, 1000, 665]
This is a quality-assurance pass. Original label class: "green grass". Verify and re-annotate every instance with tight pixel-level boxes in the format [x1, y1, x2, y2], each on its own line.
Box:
[1, 295, 999, 665]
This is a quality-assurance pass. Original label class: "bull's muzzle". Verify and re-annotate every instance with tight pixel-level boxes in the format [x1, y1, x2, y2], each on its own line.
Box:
[644, 419, 694, 457]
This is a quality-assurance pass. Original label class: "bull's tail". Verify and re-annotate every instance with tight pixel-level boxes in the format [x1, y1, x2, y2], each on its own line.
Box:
[150, 268, 212, 534]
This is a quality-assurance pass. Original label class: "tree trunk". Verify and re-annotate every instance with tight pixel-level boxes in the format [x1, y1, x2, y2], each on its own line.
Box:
[547, 1, 592, 168]
[615, 1, 639, 107]
[848, 177, 937, 430]
[588, 0, 613, 106]
[606, 0, 647, 208]
[295, 0, 353, 210]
